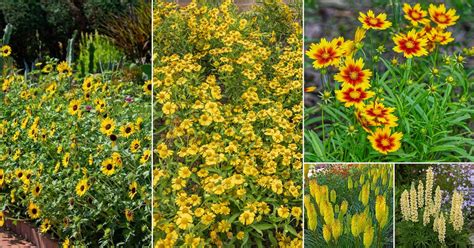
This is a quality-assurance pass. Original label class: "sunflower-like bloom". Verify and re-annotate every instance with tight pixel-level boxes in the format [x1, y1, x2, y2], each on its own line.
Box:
[358, 10, 392, 30]
[75, 178, 89, 197]
[403, 3, 429, 26]
[336, 85, 375, 108]
[1, 45, 12, 57]
[428, 4, 459, 29]
[367, 127, 403, 154]
[28, 202, 41, 219]
[393, 29, 428, 58]
[334, 57, 372, 88]
[306, 38, 343, 69]
[68, 99, 81, 116]
[375, 195, 389, 228]
[100, 117, 115, 135]
[361, 101, 398, 127]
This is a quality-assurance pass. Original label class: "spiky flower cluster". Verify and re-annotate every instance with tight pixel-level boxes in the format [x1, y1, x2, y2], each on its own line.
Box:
[400, 166, 466, 244]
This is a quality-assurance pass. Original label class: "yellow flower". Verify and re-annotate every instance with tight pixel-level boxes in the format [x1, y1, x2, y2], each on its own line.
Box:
[0, 211, 4, 227]
[403, 3, 429, 26]
[331, 219, 343, 243]
[68, 99, 81, 115]
[306, 38, 343, 68]
[239, 210, 255, 225]
[428, 4, 459, 28]
[375, 195, 389, 228]
[363, 225, 374, 248]
[176, 213, 193, 229]
[304, 195, 317, 231]
[393, 29, 428, 58]
[358, 10, 392, 30]
[125, 209, 134, 222]
[40, 219, 51, 233]
[162, 102, 177, 115]
[129, 181, 138, 199]
[28, 202, 41, 219]
[367, 126, 403, 154]
[340, 200, 348, 215]
[277, 206, 290, 219]
[334, 57, 372, 88]
[32, 183, 42, 197]
[75, 178, 89, 197]
[335, 85, 375, 108]
[1, 45, 12, 57]
[57, 61, 72, 76]
[101, 158, 116, 176]
[100, 118, 115, 135]
[330, 189, 337, 203]
[130, 139, 141, 153]
[450, 190, 464, 232]
[120, 123, 135, 138]
[323, 224, 332, 243]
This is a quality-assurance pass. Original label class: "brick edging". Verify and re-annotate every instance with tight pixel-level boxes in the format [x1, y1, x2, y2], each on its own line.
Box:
[4, 218, 59, 248]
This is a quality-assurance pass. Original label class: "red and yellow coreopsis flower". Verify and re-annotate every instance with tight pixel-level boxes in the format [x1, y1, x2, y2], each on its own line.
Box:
[403, 3, 429, 26]
[358, 10, 392, 30]
[336, 85, 375, 108]
[428, 4, 459, 29]
[361, 101, 398, 127]
[393, 29, 428, 58]
[427, 28, 454, 45]
[306, 38, 343, 68]
[368, 126, 403, 154]
[334, 57, 372, 88]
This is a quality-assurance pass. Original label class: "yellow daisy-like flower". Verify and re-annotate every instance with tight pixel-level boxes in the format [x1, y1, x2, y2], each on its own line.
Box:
[428, 4, 459, 29]
[100, 117, 115, 135]
[130, 139, 141, 153]
[32, 183, 42, 197]
[57, 61, 72, 76]
[28, 202, 41, 219]
[393, 29, 428, 58]
[0, 211, 4, 227]
[40, 219, 51, 233]
[367, 126, 403, 154]
[403, 3, 429, 26]
[143, 80, 152, 95]
[68, 99, 81, 116]
[238, 210, 255, 225]
[306, 38, 343, 69]
[358, 10, 392, 30]
[335, 85, 375, 108]
[140, 149, 151, 164]
[125, 209, 134, 222]
[129, 181, 138, 199]
[427, 28, 454, 45]
[120, 123, 135, 138]
[361, 101, 398, 127]
[101, 158, 116, 176]
[42, 64, 53, 74]
[334, 57, 372, 88]
[1, 45, 12, 57]
[75, 178, 89, 197]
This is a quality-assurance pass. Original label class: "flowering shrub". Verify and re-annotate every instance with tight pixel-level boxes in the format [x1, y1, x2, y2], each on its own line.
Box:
[304, 164, 393, 247]
[304, 3, 473, 162]
[396, 166, 472, 247]
[0, 45, 151, 246]
[153, 0, 302, 246]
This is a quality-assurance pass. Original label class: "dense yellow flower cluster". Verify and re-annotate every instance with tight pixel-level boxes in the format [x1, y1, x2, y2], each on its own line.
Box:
[153, 0, 302, 246]
[304, 164, 393, 247]
[399, 166, 466, 244]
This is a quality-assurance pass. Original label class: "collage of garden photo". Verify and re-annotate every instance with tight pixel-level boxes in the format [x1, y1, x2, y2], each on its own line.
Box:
[0, 0, 472, 247]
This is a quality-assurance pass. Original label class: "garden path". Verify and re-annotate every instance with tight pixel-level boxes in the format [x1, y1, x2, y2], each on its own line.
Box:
[0, 229, 36, 247]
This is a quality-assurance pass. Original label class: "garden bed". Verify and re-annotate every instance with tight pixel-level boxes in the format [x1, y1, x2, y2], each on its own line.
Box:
[4, 216, 58, 248]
